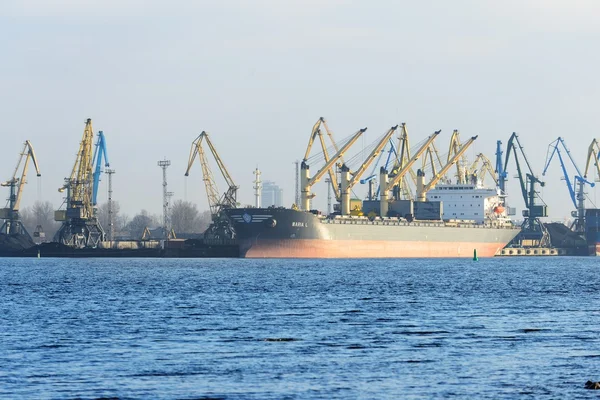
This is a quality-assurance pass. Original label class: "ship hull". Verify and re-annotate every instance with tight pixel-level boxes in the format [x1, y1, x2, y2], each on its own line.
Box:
[225, 208, 519, 259]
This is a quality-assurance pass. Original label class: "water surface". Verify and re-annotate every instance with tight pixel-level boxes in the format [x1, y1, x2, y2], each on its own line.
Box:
[1, 257, 599, 399]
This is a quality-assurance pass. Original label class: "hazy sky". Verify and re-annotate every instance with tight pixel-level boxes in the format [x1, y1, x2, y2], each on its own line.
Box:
[2, 0, 600, 221]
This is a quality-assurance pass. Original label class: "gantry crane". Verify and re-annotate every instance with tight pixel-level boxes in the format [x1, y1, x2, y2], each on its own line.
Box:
[303, 117, 344, 203]
[416, 135, 478, 201]
[54, 118, 108, 248]
[503, 132, 550, 247]
[0, 140, 41, 239]
[379, 130, 441, 216]
[338, 125, 398, 215]
[542, 137, 594, 232]
[300, 128, 366, 211]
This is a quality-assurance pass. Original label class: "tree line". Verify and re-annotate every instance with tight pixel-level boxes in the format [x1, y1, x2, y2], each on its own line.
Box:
[19, 199, 212, 241]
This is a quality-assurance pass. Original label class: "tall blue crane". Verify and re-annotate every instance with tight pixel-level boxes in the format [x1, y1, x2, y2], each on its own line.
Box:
[92, 131, 109, 206]
[542, 137, 594, 232]
[496, 140, 507, 194]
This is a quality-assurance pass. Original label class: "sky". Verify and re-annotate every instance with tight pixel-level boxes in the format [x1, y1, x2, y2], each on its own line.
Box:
[1, 0, 600, 222]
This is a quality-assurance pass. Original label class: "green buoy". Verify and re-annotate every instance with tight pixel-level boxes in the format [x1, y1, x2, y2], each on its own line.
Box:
[473, 248, 478, 261]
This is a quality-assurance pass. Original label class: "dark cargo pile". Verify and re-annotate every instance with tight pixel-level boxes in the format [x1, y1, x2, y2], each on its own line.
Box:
[0, 233, 35, 254]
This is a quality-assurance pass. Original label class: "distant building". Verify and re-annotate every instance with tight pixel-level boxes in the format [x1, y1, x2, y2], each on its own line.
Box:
[262, 181, 283, 207]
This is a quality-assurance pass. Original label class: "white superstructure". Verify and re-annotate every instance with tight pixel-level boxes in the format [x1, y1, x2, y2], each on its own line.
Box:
[426, 181, 507, 223]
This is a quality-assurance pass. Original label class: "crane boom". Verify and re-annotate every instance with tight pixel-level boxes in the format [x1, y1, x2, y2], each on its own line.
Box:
[496, 140, 507, 193]
[348, 125, 398, 188]
[303, 117, 342, 202]
[417, 135, 478, 200]
[385, 130, 441, 191]
[542, 137, 594, 232]
[185, 131, 238, 218]
[469, 153, 498, 186]
[300, 128, 365, 211]
[339, 125, 398, 214]
[307, 128, 365, 187]
[59, 118, 96, 219]
[1, 140, 41, 238]
[584, 139, 600, 180]
[1, 140, 41, 211]
[92, 131, 109, 206]
[448, 130, 469, 184]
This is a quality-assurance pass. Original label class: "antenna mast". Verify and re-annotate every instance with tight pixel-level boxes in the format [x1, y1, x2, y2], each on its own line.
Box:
[253, 167, 262, 208]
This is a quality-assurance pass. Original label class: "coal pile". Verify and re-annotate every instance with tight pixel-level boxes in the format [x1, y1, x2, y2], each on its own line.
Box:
[0, 233, 35, 253]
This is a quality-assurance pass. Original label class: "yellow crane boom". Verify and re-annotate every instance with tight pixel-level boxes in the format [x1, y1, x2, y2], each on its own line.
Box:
[300, 128, 366, 211]
[1, 140, 41, 211]
[469, 153, 498, 186]
[185, 131, 238, 218]
[584, 138, 600, 181]
[448, 130, 469, 184]
[417, 135, 478, 201]
[385, 130, 441, 191]
[58, 118, 95, 220]
[1, 140, 41, 238]
[339, 125, 398, 215]
[303, 117, 343, 202]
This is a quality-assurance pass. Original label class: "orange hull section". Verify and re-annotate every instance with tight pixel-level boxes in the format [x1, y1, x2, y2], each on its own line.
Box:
[242, 239, 504, 258]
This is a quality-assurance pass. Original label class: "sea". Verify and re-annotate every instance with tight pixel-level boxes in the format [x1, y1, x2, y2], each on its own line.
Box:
[1, 257, 599, 399]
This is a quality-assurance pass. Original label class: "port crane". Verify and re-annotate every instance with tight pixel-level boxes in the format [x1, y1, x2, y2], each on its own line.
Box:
[584, 139, 600, 182]
[495, 140, 508, 194]
[302, 117, 343, 203]
[416, 135, 478, 201]
[300, 128, 366, 211]
[469, 153, 498, 187]
[502, 132, 550, 247]
[185, 131, 239, 219]
[54, 118, 108, 248]
[92, 131, 109, 206]
[378, 130, 441, 216]
[339, 125, 399, 215]
[542, 137, 594, 233]
[0, 140, 41, 239]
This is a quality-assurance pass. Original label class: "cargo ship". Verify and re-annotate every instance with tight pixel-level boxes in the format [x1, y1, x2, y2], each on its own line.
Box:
[224, 182, 521, 258]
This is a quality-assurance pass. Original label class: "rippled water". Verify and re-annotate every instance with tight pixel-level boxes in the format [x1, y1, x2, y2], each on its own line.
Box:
[1, 257, 599, 399]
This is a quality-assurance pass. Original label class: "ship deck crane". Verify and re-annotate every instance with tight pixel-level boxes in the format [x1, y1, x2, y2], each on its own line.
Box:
[339, 125, 398, 215]
[390, 124, 421, 201]
[542, 137, 594, 232]
[416, 135, 478, 201]
[1, 140, 41, 239]
[54, 118, 107, 248]
[300, 128, 366, 211]
[503, 132, 550, 247]
[379, 130, 441, 216]
[448, 130, 470, 184]
[185, 131, 238, 218]
[303, 117, 343, 203]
